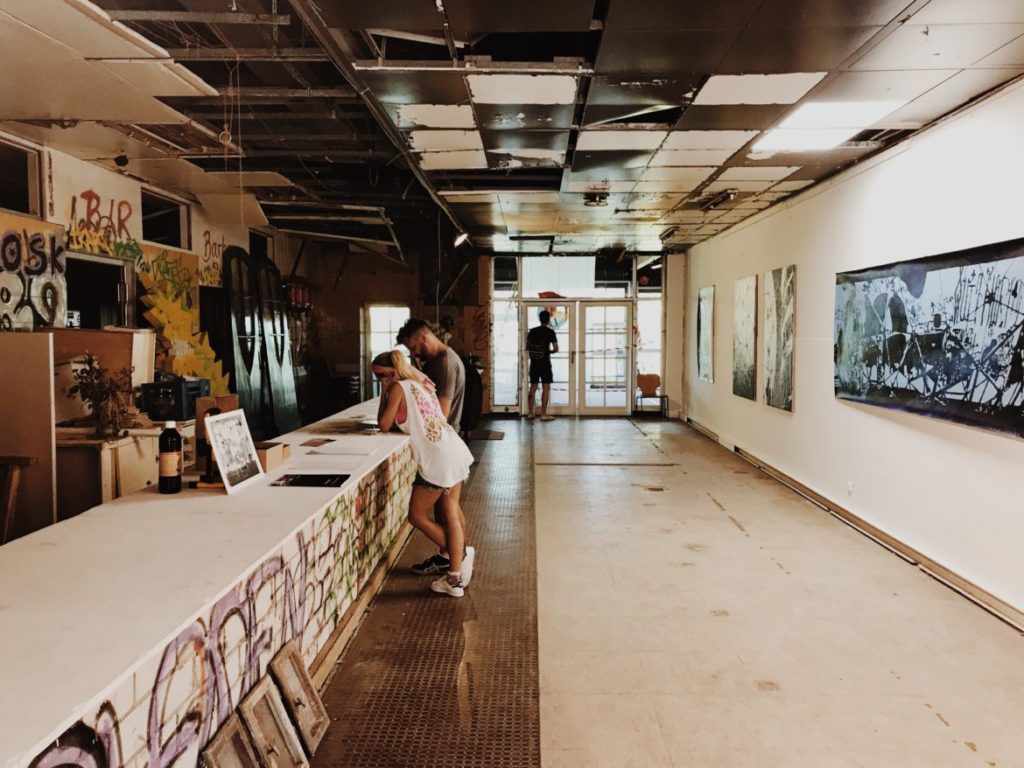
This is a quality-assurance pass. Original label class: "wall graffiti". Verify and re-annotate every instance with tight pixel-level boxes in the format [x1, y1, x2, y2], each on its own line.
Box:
[136, 244, 230, 393]
[66, 189, 140, 261]
[25, 449, 414, 768]
[0, 212, 68, 330]
[200, 230, 226, 288]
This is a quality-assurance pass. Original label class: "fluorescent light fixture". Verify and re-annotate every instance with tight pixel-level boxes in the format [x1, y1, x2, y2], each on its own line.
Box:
[780, 101, 905, 129]
[753, 100, 905, 152]
[649, 262, 663, 270]
[454, 232, 469, 247]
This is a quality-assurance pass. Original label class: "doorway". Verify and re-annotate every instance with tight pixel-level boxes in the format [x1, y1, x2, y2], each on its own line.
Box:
[65, 254, 132, 328]
[520, 300, 633, 417]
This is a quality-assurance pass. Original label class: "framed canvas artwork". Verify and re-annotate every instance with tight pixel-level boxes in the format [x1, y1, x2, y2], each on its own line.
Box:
[733, 275, 757, 400]
[697, 286, 715, 382]
[764, 265, 796, 411]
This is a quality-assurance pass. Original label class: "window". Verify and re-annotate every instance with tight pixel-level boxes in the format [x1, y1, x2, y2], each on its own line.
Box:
[141, 189, 188, 248]
[366, 304, 411, 396]
[0, 140, 40, 215]
[491, 257, 519, 408]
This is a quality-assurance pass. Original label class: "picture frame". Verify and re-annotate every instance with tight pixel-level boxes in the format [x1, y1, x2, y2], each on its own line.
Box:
[238, 676, 309, 768]
[269, 640, 330, 755]
[206, 409, 264, 494]
[202, 714, 261, 768]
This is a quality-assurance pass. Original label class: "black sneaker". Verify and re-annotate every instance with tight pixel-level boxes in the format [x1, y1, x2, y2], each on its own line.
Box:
[412, 553, 450, 575]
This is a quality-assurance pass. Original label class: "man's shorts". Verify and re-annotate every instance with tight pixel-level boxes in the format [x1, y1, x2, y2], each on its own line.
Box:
[529, 358, 553, 384]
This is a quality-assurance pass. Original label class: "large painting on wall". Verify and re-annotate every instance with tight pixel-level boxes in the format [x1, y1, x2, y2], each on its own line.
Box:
[764, 265, 795, 411]
[697, 286, 714, 382]
[834, 237, 1024, 437]
[732, 275, 757, 399]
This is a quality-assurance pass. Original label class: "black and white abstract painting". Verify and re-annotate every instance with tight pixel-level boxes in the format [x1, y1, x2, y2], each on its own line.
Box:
[733, 275, 757, 399]
[764, 265, 796, 411]
[697, 286, 714, 382]
[834, 237, 1024, 437]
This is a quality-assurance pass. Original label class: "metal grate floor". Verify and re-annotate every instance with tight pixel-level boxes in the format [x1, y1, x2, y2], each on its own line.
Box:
[314, 421, 539, 768]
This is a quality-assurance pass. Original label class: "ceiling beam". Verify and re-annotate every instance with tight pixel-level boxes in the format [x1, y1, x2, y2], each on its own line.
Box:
[181, 110, 369, 120]
[240, 133, 382, 141]
[108, 11, 290, 24]
[353, 58, 592, 75]
[165, 47, 329, 62]
[266, 214, 389, 225]
[217, 87, 355, 99]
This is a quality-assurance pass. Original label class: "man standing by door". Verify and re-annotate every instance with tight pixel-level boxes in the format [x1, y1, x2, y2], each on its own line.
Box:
[527, 310, 559, 421]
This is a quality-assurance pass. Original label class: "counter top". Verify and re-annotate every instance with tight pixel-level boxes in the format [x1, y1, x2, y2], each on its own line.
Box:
[0, 399, 406, 768]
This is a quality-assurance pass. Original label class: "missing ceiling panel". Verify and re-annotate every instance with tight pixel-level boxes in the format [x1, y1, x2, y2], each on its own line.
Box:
[716, 166, 799, 181]
[418, 150, 489, 169]
[649, 148, 737, 166]
[640, 166, 716, 182]
[408, 130, 485, 151]
[704, 180, 774, 193]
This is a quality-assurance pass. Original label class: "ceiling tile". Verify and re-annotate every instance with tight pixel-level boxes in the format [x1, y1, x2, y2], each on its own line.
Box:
[576, 130, 667, 150]
[582, 104, 686, 126]
[716, 166, 799, 181]
[566, 180, 637, 193]
[704, 180, 774, 193]
[595, 30, 740, 73]
[650, 148, 738, 165]
[362, 71, 468, 104]
[772, 180, 814, 192]
[474, 103, 576, 130]
[719, 26, 883, 73]
[633, 180, 700, 193]
[408, 130, 484, 151]
[419, 150, 488, 169]
[910, 0, 1024, 24]
[467, 74, 578, 104]
[605, 0, 762, 29]
[674, 104, 792, 130]
[640, 166, 717, 182]
[975, 34, 1024, 67]
[880, 67, 1024, 125]
[694, 73, 827, 105]
[487, 148, 566, 168]
[394, 104, 476, 129]
[811, 69, 958, 104]
[663, 130, 759, 149]
[748, 0, 911, 27]
[567, 165, 645, 181]
[852, 24, 1024, 70]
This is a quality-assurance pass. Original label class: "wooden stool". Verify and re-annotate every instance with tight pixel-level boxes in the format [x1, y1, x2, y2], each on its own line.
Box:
[1, 455, 38, 545]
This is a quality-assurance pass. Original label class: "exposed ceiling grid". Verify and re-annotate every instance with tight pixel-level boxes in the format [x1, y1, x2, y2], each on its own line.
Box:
[3, 0, 1023, 254]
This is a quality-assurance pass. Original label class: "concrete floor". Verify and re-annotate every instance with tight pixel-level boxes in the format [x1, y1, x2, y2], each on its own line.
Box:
[535, 419, 1023, 767]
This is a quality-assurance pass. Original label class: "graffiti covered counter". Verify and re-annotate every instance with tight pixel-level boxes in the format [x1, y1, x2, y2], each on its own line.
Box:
[0, 400, 414, 768]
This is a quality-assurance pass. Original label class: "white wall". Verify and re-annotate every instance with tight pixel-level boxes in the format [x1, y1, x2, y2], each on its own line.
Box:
[673, 78, 1024, 612]
[663, 255, 686, 416]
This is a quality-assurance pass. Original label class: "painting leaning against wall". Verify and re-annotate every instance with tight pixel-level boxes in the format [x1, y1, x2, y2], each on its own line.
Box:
[732, 275, 757, 400]
[764, 265, 795, 411]
[834, 236, 1024, 437]
[697, 286, 714, 383]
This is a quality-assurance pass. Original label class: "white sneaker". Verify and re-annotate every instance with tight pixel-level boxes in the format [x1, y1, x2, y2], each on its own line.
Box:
[540, 414, 555, 421]
[430, 576, 465, 598]
[462, 546, 476, 586]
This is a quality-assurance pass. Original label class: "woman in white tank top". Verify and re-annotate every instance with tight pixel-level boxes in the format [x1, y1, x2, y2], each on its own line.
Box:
[373, 350, 475, 598]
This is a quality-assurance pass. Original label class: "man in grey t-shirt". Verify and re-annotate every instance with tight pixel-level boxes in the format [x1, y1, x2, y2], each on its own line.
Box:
[398, 318, 465, 428]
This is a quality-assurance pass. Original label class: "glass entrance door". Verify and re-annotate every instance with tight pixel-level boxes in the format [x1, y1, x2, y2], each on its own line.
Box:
[521, 301, 574, 416]
[579, 302, 632, 415]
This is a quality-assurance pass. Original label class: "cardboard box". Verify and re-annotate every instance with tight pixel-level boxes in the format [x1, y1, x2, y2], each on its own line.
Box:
[196, 395, 240, 440]
[254, 441, 287, 473]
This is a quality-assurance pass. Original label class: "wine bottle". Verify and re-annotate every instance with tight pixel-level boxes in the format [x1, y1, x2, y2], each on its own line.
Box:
[158, 421, 182, 494]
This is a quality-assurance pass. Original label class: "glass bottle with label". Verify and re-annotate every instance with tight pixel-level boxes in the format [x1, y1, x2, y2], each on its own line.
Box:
[158, 421, 182, 494]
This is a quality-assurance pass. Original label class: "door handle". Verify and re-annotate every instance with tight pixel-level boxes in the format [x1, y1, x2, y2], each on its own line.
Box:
[570, 350, 576, 364]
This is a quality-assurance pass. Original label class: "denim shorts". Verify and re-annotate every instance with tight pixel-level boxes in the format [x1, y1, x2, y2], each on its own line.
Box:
[413, 473, 451, 494]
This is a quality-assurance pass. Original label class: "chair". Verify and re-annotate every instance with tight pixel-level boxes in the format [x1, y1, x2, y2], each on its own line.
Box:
[635, 374, 668, 417]
[1, 455, 38, 545]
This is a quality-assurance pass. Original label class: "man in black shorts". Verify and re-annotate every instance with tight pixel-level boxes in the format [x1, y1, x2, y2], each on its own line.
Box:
[526, 310, 559, 421]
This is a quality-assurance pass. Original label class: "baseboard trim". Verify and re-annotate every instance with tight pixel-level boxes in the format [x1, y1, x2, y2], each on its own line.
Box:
[697, 440, 1024, 634]
[310, 522, 414, 690]
[685, 417, 719, 443]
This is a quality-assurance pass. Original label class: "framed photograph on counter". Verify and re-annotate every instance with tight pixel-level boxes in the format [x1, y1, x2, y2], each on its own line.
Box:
[206, 409, 264, 494]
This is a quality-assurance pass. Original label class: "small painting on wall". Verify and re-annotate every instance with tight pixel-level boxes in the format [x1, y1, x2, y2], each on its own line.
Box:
[834, 236, 1024, 437]
[733, 275, 757, 400]
[697, 286, 715, 382]
[764, 265, 796, 411]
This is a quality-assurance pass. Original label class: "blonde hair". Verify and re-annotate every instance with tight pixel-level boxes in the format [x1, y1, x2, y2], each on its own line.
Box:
[372, 349, 418, 381]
